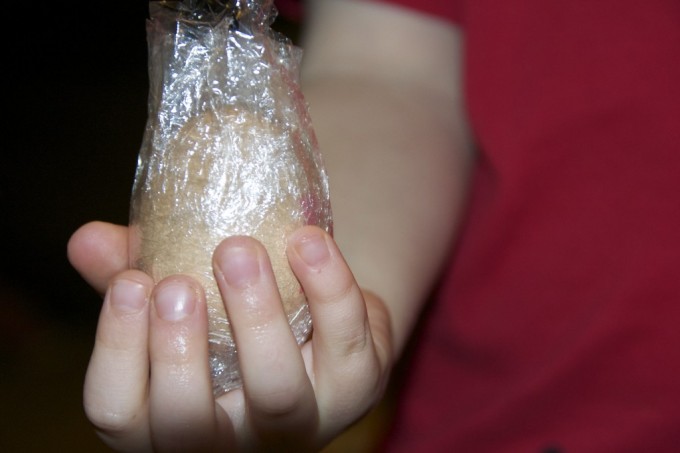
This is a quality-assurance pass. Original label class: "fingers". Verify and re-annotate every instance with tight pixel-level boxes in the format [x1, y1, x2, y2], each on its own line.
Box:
[84, 269, 154, 451]
[148, 275, 230, 451]
[286, 227, 391, 424]
[67, 221, 129, 294]
[82, 227, 390, 451]
[85, 271, 232, 452]
[213, 237, 318, 447]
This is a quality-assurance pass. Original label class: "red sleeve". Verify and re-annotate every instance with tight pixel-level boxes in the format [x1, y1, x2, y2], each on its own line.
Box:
[275, 0, 463, 24]
[372, 0, 463, 23]
[275, 0, 304, 22]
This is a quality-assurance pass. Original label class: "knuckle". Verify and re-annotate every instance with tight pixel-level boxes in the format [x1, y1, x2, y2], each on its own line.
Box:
[318, 276, 358, 307]
[334, 324, 372, 357]
[84, 404, 140, 437]
[251, 383, 307, 418]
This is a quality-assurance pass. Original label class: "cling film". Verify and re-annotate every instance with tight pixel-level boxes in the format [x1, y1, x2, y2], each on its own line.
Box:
[129, 0, 332, 396]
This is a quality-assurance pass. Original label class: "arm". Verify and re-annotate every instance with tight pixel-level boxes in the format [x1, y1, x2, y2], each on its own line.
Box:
[68, 0, 472, 450]
[302, 0, 472, 355]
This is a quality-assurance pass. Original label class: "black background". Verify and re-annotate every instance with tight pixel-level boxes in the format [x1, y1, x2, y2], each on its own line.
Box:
[3, 3, 150, 325]
[2, 3, 155, 451]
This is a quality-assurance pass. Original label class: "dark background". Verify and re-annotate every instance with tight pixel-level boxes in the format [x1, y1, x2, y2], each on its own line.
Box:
[2, 3, 153, 451]
[1, 3, 387, 451]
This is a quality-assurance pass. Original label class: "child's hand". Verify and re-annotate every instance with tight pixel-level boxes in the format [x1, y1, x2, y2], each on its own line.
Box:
[68, 221, 393, 451]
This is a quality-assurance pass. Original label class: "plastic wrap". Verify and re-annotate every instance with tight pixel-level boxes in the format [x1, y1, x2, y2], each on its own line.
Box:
[129, 0, 332, 396]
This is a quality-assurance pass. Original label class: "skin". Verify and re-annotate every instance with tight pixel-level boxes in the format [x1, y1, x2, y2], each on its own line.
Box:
[67, 0, 472, 450]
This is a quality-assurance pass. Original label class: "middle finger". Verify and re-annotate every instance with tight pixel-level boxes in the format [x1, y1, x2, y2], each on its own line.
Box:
[214, 236, 318, 446]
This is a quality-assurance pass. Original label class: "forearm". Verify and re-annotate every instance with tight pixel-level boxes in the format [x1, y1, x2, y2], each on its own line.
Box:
[303, 79, 471, 356]
[301, 0, 474, 356]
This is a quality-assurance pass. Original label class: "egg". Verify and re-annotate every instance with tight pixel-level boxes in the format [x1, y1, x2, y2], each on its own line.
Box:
[129, 106, 331, 395]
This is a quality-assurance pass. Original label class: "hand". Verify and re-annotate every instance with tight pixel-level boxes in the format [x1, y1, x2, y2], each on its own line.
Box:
[68, 221, 393, 451]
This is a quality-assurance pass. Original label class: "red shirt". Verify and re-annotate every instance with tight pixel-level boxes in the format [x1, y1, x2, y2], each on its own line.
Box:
[380, 1, 680, 452]
[279, 1, 680, 451]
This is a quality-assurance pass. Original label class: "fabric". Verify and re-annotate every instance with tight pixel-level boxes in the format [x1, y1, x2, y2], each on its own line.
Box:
[275, 0, 304, 22]
[379, 1, 680, 452]
[372, 0, 463, 23]
[276, 0, 680, 451]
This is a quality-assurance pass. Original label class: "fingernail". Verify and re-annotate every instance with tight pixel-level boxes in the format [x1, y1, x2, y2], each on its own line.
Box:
[154, 281, 197, 321]
[218, 245, 261, 289]
[294, 232, 330, 269]
[110, 279, 148, 314]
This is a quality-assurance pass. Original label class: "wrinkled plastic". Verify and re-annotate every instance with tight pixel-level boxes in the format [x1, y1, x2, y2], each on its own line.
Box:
[129, 0, 332, 396]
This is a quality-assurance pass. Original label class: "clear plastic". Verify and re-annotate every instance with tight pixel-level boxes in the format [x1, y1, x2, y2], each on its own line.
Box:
[129, 0, 332, 396]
